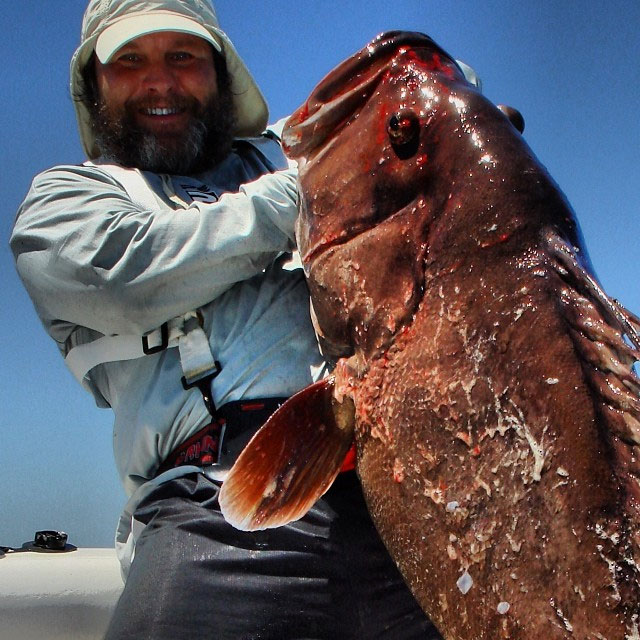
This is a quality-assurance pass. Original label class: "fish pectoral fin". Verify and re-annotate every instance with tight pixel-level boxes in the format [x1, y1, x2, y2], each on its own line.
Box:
[218, 377, 355, 531]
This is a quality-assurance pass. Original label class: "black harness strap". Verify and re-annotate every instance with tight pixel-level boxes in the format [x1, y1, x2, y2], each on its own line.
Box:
[155, 397, 288, 476]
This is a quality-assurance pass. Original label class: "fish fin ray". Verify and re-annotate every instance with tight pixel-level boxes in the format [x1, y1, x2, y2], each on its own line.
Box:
[219, 377, 355, 531]
[547, 232, 640, 447]
[546, 231, 640, 351]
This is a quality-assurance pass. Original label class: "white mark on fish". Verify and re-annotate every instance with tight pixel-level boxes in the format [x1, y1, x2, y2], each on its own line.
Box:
[506, 533, 523, 553]
[505, 400, 548, 482]
[626, 614, 640, 640]
[281, 467, 296, 492]
[457, 570, 473, 594]
[596, 544, 622, 605]
[423, 482, 445, 504]
[497, 601, 510, 615]
[595, 523, 621, 545]
[549, 598, 574, 633]
[262, 479, 277, 499]
[475, 477, 492, 497]
[455, 430, 473, 447]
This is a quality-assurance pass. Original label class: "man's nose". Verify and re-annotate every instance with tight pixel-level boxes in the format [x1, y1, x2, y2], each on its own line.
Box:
[141, 61, 177, 94]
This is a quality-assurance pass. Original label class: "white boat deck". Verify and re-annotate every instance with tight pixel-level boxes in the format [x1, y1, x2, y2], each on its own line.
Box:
[0, 547, 123, 639]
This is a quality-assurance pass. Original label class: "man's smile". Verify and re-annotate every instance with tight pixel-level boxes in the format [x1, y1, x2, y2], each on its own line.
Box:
[143, 106, 183, 116]
[134, 101, 192, 133]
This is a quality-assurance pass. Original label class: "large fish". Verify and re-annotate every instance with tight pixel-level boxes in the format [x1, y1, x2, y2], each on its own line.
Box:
[220, 31, 640, 638]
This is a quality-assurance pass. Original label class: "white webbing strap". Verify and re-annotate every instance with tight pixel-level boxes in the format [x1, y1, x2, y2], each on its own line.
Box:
[71, 164, 219, 389]
[65, 311, 219, 388]
[65, 333, 150, 383]
[176, 313, 219, 386]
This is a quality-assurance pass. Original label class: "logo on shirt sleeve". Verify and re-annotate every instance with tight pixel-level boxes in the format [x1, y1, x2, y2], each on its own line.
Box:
[180, 183, 219, 203]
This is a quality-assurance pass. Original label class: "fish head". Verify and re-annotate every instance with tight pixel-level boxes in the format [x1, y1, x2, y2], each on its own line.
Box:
[284, 31, 479, 259]
[283, 31, 586, 361]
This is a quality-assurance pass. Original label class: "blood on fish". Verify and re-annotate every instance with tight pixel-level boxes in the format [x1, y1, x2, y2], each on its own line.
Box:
[292, 101, 310, 125]
[393, 458, 405, 483]
[480, 232, 512, 248]
[376, 103, 389, 145]
[411, 50, 456, 80]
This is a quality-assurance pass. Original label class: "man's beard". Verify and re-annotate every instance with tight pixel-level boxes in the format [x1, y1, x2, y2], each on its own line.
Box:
[89, 89, 237, 175]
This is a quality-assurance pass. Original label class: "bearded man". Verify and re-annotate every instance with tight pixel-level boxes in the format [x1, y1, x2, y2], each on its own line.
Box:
[11, 1, 441, 638]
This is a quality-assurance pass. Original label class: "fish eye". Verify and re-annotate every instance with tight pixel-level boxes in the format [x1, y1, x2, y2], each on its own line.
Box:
[387, 110, 420, 159]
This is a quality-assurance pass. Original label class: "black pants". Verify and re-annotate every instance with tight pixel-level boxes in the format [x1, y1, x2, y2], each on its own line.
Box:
[105, 472, 441, 640]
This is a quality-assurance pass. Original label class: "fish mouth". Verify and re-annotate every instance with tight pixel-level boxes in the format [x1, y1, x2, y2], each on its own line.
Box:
[299, 211, 397, 267]
[301, 240, 348, 272]
[299, 191, 429, 270]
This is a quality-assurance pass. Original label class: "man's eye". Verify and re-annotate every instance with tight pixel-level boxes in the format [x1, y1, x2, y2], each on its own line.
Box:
[116, 53, 141, 65]
[170, 52, 194, 63]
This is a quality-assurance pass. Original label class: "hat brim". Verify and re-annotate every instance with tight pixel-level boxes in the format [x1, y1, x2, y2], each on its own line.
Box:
[95, 13, 222, 63]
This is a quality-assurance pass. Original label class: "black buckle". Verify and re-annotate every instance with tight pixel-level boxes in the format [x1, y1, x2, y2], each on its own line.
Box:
[182, 361, 222, 417]
[34, 530, 68, 551]
[142, 322, 169, 355]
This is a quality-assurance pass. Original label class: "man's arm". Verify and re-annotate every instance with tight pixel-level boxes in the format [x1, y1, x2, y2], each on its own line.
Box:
[11, 164, 298, 336]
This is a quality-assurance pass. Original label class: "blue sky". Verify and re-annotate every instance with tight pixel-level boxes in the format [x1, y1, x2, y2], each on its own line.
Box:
[1, 1, 638, 548]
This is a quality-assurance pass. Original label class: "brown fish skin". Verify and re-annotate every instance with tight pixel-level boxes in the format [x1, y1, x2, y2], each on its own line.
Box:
[283, 32, 640, 639]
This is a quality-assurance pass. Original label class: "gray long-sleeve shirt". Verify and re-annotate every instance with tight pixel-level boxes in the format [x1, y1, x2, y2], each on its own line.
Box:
[11, 136, 326, 571]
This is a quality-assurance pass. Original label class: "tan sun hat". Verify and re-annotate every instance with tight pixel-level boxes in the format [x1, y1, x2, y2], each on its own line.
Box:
[70, 0, 269, 159]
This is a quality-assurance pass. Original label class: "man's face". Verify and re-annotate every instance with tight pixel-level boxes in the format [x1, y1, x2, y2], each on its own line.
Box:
[92, 31, 235, 174]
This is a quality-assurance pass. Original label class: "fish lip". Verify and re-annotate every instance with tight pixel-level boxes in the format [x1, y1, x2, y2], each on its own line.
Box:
[301, 229, 368, 266]
[301, 191, 431, 266]
[301, 239, 339, 265]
